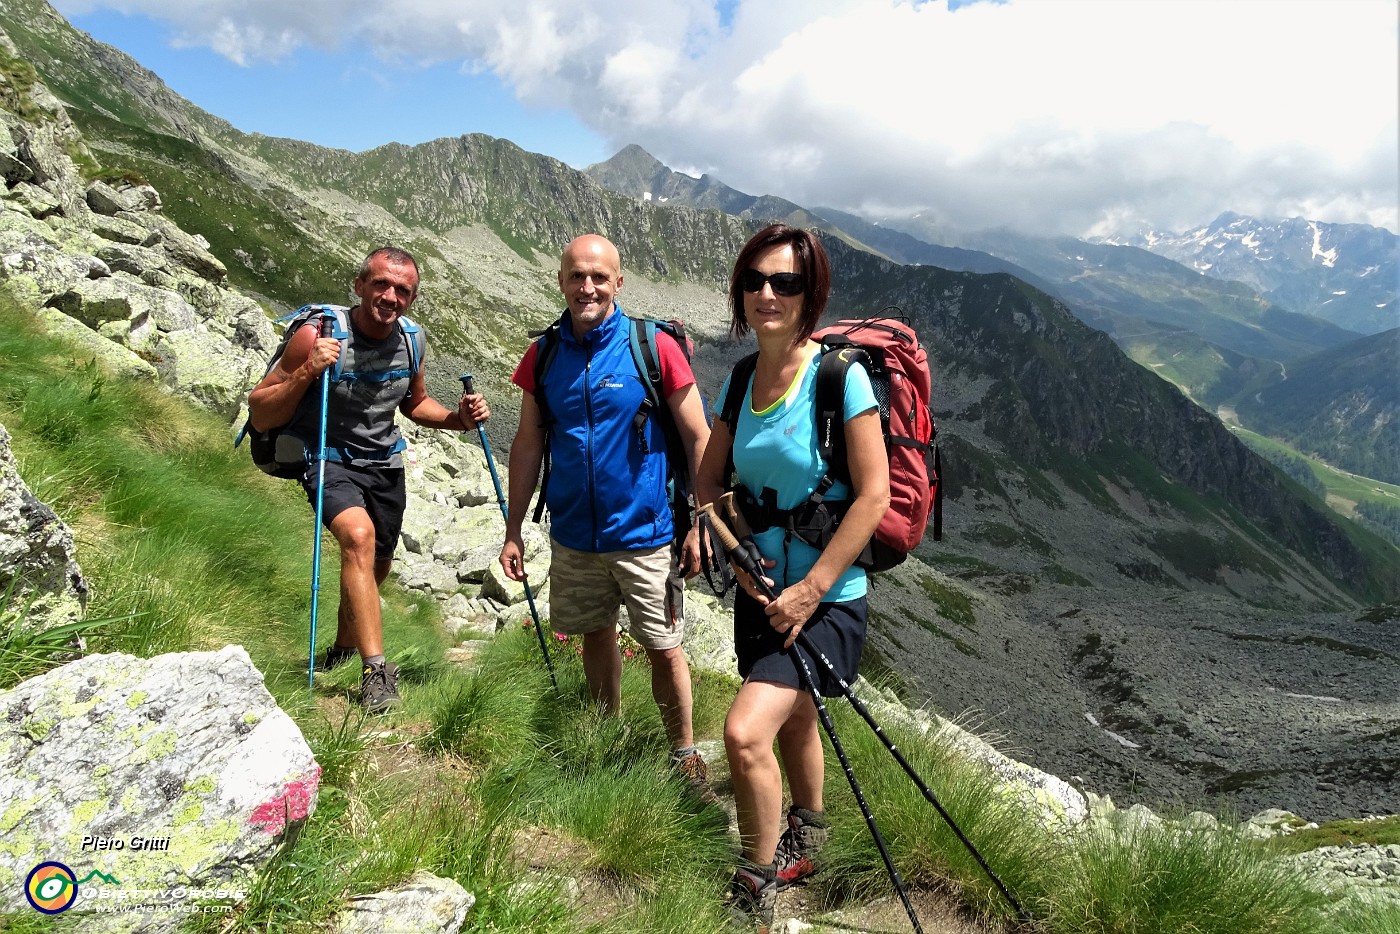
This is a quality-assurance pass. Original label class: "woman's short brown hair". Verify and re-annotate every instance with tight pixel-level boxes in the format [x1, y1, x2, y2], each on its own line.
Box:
[728, 224, 831, 343]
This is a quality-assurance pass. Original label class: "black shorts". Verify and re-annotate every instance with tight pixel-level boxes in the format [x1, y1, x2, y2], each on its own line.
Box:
[301, 461, 406, 562]
[734, 589, 868, 698]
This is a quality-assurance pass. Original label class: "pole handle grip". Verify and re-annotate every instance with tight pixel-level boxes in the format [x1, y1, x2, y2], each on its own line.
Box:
[459, 373, 474, 395]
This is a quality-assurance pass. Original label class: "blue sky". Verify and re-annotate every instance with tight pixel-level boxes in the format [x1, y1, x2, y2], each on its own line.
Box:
[50, 0, 1399, 237]
[63, 8, 611, 166]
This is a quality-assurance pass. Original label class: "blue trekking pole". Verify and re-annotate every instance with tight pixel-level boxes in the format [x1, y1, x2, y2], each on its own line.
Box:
[308, 314, 335, 691]
[460, 375, 558, 691]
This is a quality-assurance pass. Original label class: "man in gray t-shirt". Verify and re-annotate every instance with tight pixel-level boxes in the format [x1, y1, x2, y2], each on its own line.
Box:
[248, 247, 488, 711]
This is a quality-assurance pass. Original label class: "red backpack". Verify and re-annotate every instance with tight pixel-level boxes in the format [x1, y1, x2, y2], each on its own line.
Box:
[719, 311, 941, 571]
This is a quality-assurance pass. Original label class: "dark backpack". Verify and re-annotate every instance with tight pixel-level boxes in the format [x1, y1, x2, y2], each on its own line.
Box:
[718, 311, 941, 572]
[234, 304, 425, 478]
[530, 314, 697, 542]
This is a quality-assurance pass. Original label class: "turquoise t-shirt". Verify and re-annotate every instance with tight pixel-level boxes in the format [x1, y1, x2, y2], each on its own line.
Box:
[714, 351, 878, 601]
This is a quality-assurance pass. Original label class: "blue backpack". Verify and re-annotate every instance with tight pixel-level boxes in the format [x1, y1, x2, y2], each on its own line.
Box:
[235, 304, 424, 478]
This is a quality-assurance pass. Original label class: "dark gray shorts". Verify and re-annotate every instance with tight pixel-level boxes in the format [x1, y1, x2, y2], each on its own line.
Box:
[734, 590, 868, 698]
[301, 461, 406, 562]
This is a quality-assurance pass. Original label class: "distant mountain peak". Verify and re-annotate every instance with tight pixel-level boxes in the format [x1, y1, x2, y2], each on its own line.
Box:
[1097, 213, 1397, 335]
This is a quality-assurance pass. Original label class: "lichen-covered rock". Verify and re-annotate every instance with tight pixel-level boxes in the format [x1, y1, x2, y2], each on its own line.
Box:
[0, 645, 319, 918]
[0, 230, 109, 304]
[38, 310, 160, 382]
[0, 110, 34, 185]
[85, 180, 159, 217]
[46, 275, 198, 333]
[0, 422, 86, 633]
[678, 587, 737, 677]
[8, 180, 60, 219]
[89, 211, 153, 246]
[129, 214, 226, 282]
[148, 328, 260, 415]
[95, 241, 169, 277]
[334, 870, 475, 934]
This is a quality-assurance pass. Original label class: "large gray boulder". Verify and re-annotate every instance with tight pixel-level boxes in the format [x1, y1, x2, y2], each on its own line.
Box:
[0, 645, 319, 918]
[0, 423, 86, 632]
[0, 224, 111, 305]
[86, 180, 161, 217]
[0, 109, 34, 185]
[149, 328, 260, 414]
[47, 275, 198, 336]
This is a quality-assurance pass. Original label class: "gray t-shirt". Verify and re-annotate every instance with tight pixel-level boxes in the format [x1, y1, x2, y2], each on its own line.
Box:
[281, 309, 418, 468]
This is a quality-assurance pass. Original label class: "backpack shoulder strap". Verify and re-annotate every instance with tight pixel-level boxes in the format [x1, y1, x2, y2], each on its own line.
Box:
[530, 323, 562, 407]
[323, 305, 352, 380]
[814, 344, 871, 485]
[719, 352, 759, 433]
[628, 316, 666, 408]
[397, 313, 425, 377]
[236, 304, 340, 448]
[527, 323, 562, 523]
[628, 316, 697, 514]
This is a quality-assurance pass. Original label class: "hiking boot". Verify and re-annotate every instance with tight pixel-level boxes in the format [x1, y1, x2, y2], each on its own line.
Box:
[774, 806, 828, 890]
[672, 750, 721, 806]
[360, 660, 400, 713]
[727, 863, 775, 932]
[311, 643, 356, 673]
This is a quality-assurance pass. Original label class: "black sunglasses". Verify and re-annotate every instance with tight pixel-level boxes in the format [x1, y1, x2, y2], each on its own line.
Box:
[739, 268, 806, 297]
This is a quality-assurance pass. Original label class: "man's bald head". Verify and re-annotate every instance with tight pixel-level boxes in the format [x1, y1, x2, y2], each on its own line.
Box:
[560, 234, 621, 275]
[558, 234, 623, 339]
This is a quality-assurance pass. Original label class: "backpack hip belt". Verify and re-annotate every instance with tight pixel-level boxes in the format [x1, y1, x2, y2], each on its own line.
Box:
[729, 482, 876, 568]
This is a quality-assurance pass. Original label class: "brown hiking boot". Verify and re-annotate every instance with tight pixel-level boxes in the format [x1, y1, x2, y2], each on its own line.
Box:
[360, 660, 400, 713]
[774, 805, 828, 890]
[672, 749, 720, 806]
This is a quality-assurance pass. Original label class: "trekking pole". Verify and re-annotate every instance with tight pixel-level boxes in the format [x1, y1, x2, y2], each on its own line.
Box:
[713, 496, 1029, 922]
[308, 314, 335, 691]
[790, 645, 924, 934]
[459, 375, 558, 691]
[697, 503, 925, 934]
[795, 634, 1030, 922]
[716, 495, 1024, 918]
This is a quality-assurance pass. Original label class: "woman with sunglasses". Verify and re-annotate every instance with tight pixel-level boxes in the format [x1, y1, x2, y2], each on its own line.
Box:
[696, 224, 890, 930]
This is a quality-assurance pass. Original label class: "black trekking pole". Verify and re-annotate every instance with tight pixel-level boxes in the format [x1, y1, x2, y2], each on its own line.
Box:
[307, 314, 335, 691]
[712, 496, 1029, 922]
[795, 632, 1031, 922]
[459, 375, 558, 691]
[698, 503, 925, 934]
[716, 495, 1024, 918]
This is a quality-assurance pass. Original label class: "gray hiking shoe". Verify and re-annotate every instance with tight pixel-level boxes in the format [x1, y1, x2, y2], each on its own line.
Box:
[727, 863, 775, 933]
[672, 750, 720, 806]
[774, 806, 828, 890]
[360, 660, 400, 713]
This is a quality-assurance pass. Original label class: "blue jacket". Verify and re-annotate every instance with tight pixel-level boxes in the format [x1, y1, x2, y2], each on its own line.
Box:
[538, 304, 674, 552]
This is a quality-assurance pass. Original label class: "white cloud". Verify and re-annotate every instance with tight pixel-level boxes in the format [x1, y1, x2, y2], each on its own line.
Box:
[53, 0, 1399, 236]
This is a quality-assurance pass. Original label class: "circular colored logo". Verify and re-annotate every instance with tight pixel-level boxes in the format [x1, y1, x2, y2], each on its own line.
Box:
[25, 862, 78, 914]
